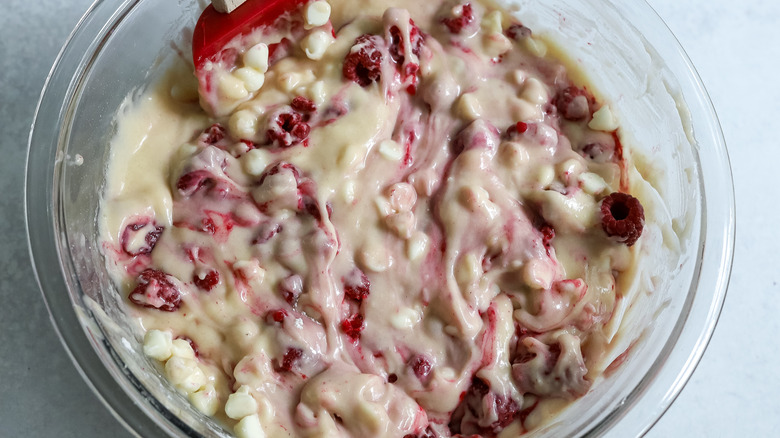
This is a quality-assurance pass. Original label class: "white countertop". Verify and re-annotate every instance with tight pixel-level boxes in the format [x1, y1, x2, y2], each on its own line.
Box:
[0, 0, 774, 436]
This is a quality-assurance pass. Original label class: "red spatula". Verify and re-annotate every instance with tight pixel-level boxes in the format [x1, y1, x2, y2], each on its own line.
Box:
[192, 0, 310, 71]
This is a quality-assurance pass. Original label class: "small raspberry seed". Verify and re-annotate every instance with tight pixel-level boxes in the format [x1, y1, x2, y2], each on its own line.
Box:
[600, 192, 644, 246]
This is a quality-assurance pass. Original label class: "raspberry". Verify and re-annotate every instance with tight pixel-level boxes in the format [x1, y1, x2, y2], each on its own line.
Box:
[128, 269, 181, 312]
[554, 86, 593, 121]
[441, 3, 474, 34]
[505, 23, 532, 40]
[540, 224, 555, 255]
[291, 96, 317, 113]
[193, 269, 219, 291]
[409, 355, 432, 382]
[278, 274, 304, 305]
[176, 170, 213, 197]
[120, 221, 164, 256]
[341, 313, 365, 342]
[580, 142, 614, 163]
[266, 108, 311, 147]
[199, 123, 227, 146]
[403, 427, 437, 438]
[342, 268, 370, 302]
[274, 347, 303, 372]
[253, 222, 283, 244]
[267, 309, 288, 324]
[448, 377, 520, 435]
[343, 34, 384, 87]
[388, 20, 423, 65]
[600, 192, 644, 246]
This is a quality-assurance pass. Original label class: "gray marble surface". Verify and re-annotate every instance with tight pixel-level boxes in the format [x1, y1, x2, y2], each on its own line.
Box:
[0, 0, 775, 437]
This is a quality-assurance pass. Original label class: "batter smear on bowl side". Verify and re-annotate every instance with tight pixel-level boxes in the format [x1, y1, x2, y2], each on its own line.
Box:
[100, 0, 649, 436]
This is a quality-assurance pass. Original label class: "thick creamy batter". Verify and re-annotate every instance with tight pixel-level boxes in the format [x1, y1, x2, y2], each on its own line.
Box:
[101, 0, 648, 436]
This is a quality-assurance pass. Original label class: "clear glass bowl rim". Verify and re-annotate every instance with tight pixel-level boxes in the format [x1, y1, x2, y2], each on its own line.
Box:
[25, 0, 736, 436]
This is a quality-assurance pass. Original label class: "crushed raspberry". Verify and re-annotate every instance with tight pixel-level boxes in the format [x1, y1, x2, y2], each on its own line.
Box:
[403, 427, 437, 438]
[274, 347, 303, 372]
[301, 196, 324, 222]
[388, 20, 423, 65]
[388, 373, 398, 383]
[253, 222, 283, 244]
[504, 121, 530, 139]
[599, 192, 644, 246]
[505, 23, 532, 40]
[268, 38, 293, 66]
[448, 376, 520, 435]
[120, 221, 164, 256]
[540, 224, 555, 255]
[580, 142, 614, 163]
[409, 355, 432, 382]
[192, 269, 219, 291]
[278, 274, 304, 305]
[343, 34, 384, 87]
[291, 96, 317, 113]
[441, 3, 474, 34]
[128, 269, 181, 312]
[342, 268, 370, 302]
[199, 123, 227, 145]
[176, 170, 213, 196]
[266, 108, 311, 147]
[554, 86, 593, 121]
[341, 313, 365, 341]
[267, 309, 288, 324]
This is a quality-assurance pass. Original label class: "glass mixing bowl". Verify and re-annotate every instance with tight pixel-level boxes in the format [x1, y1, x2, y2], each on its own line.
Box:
[26, 0, 734, 436]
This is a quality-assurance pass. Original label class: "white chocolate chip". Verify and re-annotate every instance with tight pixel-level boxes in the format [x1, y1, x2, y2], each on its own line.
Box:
[233, 67, 266, 93]
[242, 148, 271, 176]
[301, 29, 334, 60]
[359, 241, 393, 272]
[390, 306, 422, 330]
[520, 77, 548, 105]
[455, 253, 482, 286]
[308, 80, 327, 105]
[165, 356, 207, 393]
[406, 232, 429, 261]
[558, 158, 585, 182]
[578, 172, 608, 195]
[483, 32, 512, 58]
[523, 37, 547, 57]
[277, 72, 303, 93]
[500, 141, 530, 168]
[481, 10, 504, 35]
[244, 43, 269, 73]
[378, 139, 404, 162]
[235, 414, 266, 438]
[229, 110, 259, 140]
[233, 259, 266, 288]
[341, 179, 357, 203]
[536, 165, 555, 189]
[143, 329, 173, 361]
[219, 73, 249, 100]
[457, 93, 483, 120]
[385, 211, 416, 239]
[190, 384, 219, 416]
[387, 183, 417, 212]
[588, 105, 619, 132]
[225, 385, 259, 420]
[522, 259, 554, 290]
[170, 338, 196, 359]
[303, 1, 331, 29]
